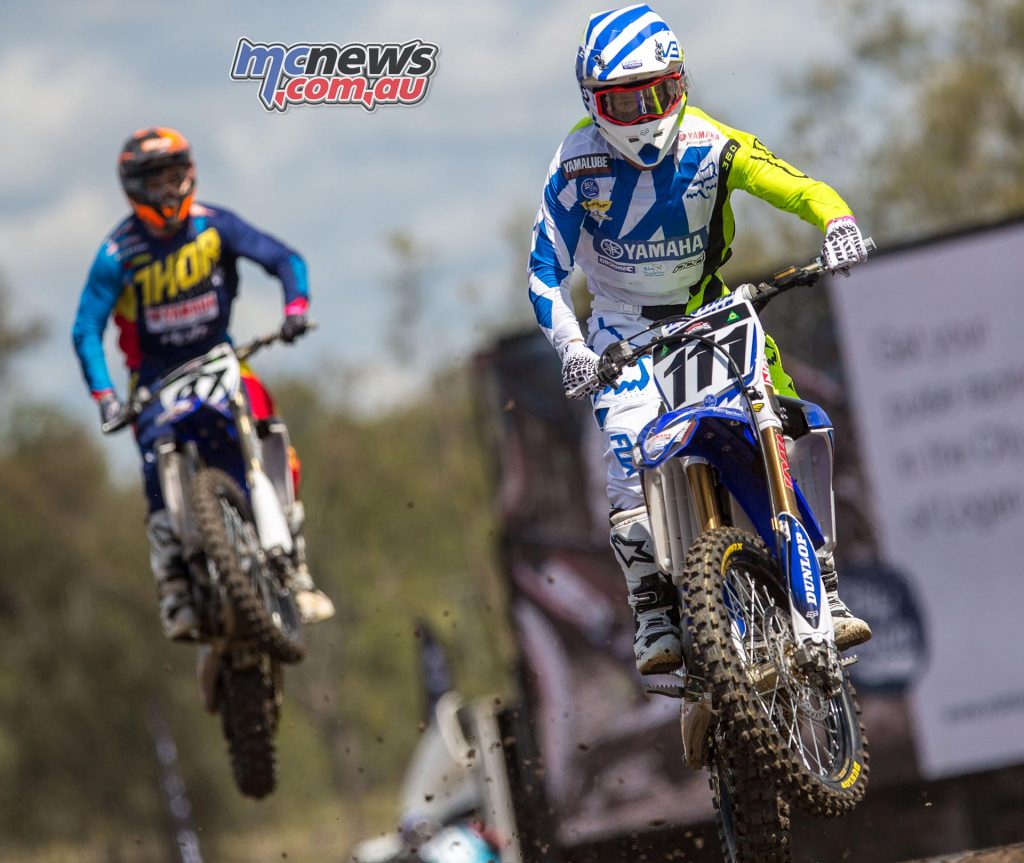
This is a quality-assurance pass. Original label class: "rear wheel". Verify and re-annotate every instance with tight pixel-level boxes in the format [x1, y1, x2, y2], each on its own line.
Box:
[191, 468, 305, 663]
[683, 527, 869, 816]
[220, 657, 279, 799]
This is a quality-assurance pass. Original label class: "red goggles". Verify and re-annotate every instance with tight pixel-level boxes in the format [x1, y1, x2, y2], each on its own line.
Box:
[593, 72, 685, 126]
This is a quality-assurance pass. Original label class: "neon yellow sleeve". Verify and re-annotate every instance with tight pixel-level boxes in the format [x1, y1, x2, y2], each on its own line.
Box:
[691, 107, 853, 230]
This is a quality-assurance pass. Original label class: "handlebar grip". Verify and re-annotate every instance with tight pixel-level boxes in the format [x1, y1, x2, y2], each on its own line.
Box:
[102, 413, 133, 435]
[566, 377, 600, 399]
[101, 385, 149, 433]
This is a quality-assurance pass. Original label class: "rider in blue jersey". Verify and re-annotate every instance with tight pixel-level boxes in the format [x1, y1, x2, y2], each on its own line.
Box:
[72, 127, 334, 638]
[528, 6, 871, 676]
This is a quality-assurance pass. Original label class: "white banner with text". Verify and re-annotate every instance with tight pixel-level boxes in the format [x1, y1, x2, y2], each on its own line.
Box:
[832, 219, 1024, 778]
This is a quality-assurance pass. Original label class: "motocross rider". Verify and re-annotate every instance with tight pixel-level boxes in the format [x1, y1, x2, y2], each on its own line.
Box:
[527, 5, 872, 677]
[72, 127, 335, 639]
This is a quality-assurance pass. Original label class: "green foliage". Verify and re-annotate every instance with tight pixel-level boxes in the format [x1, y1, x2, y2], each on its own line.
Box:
[790, 0, 1024, 239]
[0, 276, 44, 382]
[274, 364, 513, 793]
[0, 367, 510, 857]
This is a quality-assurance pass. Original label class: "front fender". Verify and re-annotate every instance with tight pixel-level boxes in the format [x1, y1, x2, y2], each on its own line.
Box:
[636, 406, 824, 550]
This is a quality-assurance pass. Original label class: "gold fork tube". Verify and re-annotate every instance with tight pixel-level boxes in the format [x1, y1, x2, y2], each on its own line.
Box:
[760, 425, 799, 519]
[756, 373, 799, 522]
[686, 462, 722, 532]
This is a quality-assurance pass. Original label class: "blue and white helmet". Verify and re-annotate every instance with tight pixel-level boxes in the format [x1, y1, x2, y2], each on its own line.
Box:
[576, 4, 686, 168]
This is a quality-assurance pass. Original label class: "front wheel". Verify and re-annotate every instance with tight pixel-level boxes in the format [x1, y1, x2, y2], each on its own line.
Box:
[709, 731, 791, 863]
[191, 468, 305, 664]
[683, 527, 869, 816]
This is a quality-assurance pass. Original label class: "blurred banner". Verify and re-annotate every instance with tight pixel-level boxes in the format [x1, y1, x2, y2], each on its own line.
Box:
[831, 218, 1024, 778]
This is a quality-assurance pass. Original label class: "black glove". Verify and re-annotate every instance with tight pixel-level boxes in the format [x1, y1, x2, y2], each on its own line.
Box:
[281, 314, 309, 344]
[98, 391, 123, 432]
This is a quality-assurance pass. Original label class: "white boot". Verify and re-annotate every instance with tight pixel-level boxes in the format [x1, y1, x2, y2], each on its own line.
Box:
[287, 502, 335, 624]
[147, 510, 198, 641]
[611, 508, 682, 675]
[820, 552, 871, 650]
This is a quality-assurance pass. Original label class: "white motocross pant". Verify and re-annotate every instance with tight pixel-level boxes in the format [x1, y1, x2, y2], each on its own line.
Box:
[586, 300, 799, 511]
[587, 302, 836, 578]
[586, 305, 665, 514]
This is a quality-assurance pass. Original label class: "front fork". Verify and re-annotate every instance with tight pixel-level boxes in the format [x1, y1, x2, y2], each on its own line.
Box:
[230, 391, 294, 558]
[683, 379, 837, 658]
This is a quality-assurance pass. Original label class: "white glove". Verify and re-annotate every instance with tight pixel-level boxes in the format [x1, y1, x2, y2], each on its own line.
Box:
[561, 342, 601, 399]
[821, 216, 869, 273]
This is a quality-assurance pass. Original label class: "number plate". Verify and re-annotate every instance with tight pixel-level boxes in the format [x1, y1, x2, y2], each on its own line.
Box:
[652, 301, 760, 408]
[158, 345, 241, 411]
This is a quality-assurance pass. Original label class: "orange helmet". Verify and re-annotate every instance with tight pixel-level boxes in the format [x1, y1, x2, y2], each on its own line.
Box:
[118, 127, 195, 232]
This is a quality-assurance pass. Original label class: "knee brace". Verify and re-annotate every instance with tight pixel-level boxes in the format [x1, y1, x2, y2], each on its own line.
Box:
[609, 507, 660, 589]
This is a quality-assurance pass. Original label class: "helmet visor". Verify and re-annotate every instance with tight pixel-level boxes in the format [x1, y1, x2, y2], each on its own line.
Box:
[593, 73, 684, 126]
[141, 165, 192, 201]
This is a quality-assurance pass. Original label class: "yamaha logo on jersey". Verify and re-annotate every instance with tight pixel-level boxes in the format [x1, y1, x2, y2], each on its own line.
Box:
[599, 239, 624, 259]
[593, 229, 708, 264]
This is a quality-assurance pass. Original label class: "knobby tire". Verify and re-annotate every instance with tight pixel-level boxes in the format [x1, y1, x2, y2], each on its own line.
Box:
[683, 527, 869, 816]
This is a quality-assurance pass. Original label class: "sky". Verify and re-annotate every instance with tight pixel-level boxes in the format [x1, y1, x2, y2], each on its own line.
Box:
[1, 0, 858, 474]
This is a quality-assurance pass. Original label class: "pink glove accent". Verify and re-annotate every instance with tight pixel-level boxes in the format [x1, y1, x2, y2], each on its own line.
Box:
[284, 297, 309, 316]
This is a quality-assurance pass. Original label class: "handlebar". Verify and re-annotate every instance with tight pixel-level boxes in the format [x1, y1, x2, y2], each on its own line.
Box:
[747, 237, 876, 308]
[236, 318, 318, 361]
[100, 320, 317, 434]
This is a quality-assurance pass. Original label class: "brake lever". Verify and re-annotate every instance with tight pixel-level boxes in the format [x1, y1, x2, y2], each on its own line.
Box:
[598, 339, 636, 385]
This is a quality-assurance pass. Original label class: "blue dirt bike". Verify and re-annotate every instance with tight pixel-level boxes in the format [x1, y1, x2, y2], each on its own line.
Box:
[104, 328, 307, 799]
[572, 249, 874, 862]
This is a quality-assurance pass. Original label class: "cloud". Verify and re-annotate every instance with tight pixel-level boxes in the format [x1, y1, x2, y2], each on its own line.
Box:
[1, 0, 873, 422]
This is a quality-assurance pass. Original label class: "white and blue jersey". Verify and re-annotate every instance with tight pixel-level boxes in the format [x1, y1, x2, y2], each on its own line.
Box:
[529, 106, 854, 510]
[528, 105, 854, 356]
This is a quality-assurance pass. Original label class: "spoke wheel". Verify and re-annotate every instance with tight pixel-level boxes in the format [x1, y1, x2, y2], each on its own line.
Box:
[683, 528, 869, 816]
[191, 468, 305, 664]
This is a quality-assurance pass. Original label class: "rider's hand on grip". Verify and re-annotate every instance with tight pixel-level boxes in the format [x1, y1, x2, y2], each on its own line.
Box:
[600, 340, 635, 383]
[281, 313, 310, 344]
[98, 391, 124, 434]
[561, 341, 602, 399]
[821, 216, 868, 275]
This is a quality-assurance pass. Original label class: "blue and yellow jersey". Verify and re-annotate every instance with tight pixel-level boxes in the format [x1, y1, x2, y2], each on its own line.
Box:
[72, 203, 309, 396]
[528, 105, 854, 355]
